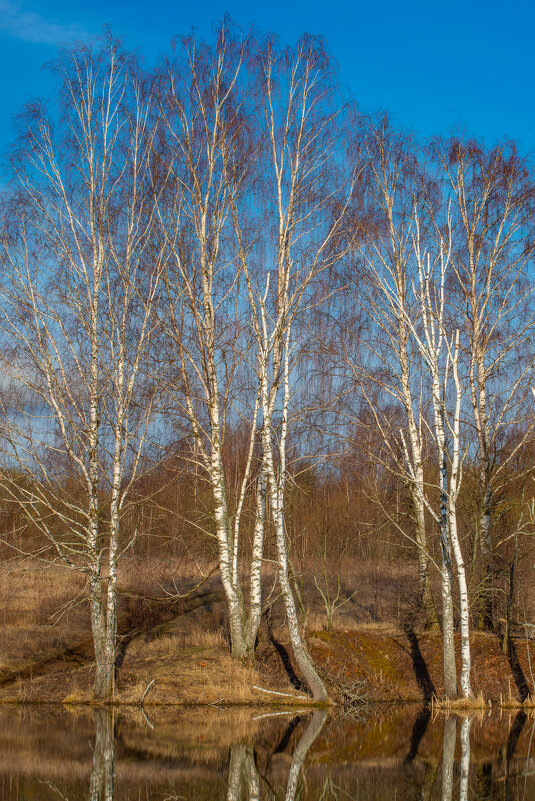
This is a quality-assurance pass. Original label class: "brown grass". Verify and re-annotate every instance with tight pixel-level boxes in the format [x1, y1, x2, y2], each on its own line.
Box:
[431, 692, 488, 711]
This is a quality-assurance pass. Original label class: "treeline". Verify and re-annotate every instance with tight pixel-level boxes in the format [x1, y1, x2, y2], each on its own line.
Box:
[0, 21, 534, 702]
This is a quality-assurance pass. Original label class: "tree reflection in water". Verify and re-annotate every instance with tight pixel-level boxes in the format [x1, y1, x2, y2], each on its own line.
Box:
[227, 710, 327, 801]
[8, 704, 534, 801]
[89, 709, 115, 801]
[442, 716, 457, 801]
[459, 717, 471, 801]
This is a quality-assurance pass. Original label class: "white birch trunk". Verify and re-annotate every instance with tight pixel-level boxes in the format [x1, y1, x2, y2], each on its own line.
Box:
[449, 333, 472, 698]
[260, 327, 328, 701]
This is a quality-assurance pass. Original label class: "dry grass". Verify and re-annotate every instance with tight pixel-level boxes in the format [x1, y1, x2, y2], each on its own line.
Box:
[2, 555, 535, 707]
[431, 692, 488, 711]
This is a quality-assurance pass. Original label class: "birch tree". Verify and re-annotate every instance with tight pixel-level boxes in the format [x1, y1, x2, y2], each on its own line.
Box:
[410, 216, 472, 699]
[235, 36, 354, 699]
[0, 38, 164, 700]
[432, 137, 535, 631]
[347, 117, 437, 628]
[153, 24, 266, 662]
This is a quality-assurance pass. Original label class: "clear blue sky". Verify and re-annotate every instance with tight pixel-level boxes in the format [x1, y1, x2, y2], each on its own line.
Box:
[0, 0, 533, 158]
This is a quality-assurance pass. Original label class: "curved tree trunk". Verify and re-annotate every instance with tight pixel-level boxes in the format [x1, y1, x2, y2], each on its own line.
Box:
[274, 496, 328, 701]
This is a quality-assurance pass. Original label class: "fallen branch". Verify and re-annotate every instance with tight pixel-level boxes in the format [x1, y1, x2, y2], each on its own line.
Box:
[252, 685, 308, 700]
[141, 679, 156, 707]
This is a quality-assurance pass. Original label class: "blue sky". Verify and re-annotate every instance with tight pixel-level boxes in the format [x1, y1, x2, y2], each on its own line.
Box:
[0, 0, 533, 160]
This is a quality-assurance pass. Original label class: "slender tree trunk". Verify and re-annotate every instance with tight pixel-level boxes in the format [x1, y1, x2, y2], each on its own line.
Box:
[438, 406, 457, 700]
[478, 484, 494, 631]
[413, 481, 438, 629]
[90, 577, 112, 702]
[260, 331, 328, 701]
[450, 513, 472, 698]
[400, 325, 437, 630]
[441, 562, 457, 699]
[271, 480, 328, 701]
[212, 456, 249, 660]
[244, 468, 266, 659]
[449, 340, 472, 698]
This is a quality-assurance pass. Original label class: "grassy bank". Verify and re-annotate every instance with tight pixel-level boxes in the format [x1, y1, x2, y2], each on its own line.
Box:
[2, 559, 535, 706]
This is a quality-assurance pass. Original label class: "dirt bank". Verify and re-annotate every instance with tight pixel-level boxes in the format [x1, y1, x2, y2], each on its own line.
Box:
[1, 617, 534, 705]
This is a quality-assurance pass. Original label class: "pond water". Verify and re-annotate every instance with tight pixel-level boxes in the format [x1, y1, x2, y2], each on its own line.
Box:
[0, 704, 533, 800]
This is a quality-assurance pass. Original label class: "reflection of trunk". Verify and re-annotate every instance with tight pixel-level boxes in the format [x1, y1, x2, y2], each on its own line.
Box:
[285, 711, 328, 801]
[459, 717, 471, 801]
[89, 709, 115, 801]
[503, 709, 526, 801]
[441, 716, 456, 801]
[227, 743, 259, 801]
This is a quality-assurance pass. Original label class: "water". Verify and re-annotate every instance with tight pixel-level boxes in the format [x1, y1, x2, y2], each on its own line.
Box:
[0, 704, 534, 800]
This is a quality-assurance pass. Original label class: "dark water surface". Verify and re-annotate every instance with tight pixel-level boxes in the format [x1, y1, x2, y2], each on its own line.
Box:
[0, 703, 534, 800]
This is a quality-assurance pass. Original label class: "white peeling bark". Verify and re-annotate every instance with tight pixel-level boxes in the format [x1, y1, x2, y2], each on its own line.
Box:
[411, 237, 461, 700]
[449, 333, 472, 698]
[260, 324, 327, 701]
